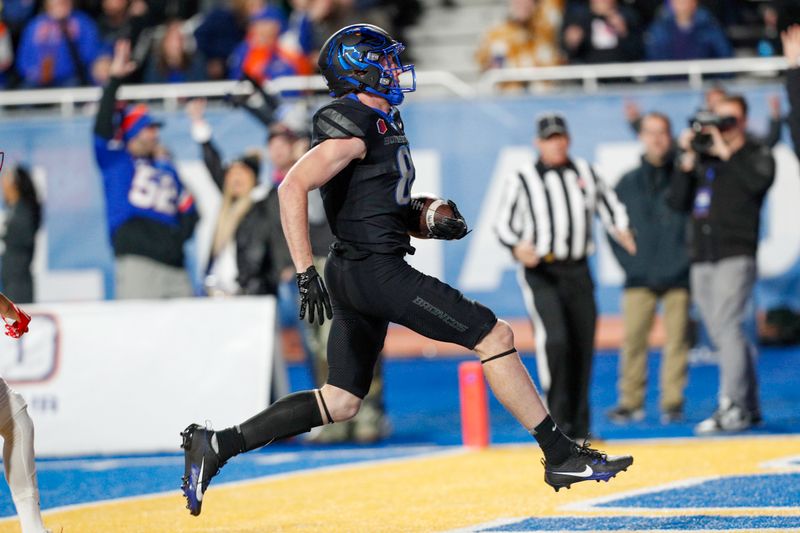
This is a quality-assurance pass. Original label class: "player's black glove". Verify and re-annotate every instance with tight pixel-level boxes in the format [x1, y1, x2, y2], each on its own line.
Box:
[431, 200, 469, 240]
[296, 265, 333, 326]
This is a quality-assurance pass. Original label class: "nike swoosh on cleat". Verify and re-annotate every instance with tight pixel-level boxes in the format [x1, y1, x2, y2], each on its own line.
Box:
[550, 465, 593, 478]
[196, 458, 204, 502]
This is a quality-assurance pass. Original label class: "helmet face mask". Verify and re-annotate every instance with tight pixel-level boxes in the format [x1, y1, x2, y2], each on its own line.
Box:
[319, 24, 416, 105]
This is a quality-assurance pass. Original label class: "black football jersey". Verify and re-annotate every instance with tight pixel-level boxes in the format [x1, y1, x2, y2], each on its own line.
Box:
[312, 95, 415, 255]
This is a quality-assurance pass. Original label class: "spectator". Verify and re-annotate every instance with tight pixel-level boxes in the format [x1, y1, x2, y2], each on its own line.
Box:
[282, 0, 318, 58]
[143, 19, 205, 83]
[16, 0, 110, 87]
[1, 0, 38, 44]
[0, 20, 13, 88]
[756, 2, 780, 57]
[645, 0, 732, 61]
[1, 164, 41, 304]
[229, 6, 313, 83]
[194, 0, 264, 80]
[97, 0, 150, 50]
[475, 0, 564, 89]
[93, 40, 198, 299]
[606, 113, 690, 425]
[310, 0, 395, 48]
[561, 0, 643, 64]
[495, 113, 635, 439]
[141, 0, 199, 25]
[625, 88, 783, 148]
[669, 94, 775, 434]
[186, 98, 290, 296]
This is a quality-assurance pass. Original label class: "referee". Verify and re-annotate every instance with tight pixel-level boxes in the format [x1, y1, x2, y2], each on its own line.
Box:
[495, 113, 636, 439]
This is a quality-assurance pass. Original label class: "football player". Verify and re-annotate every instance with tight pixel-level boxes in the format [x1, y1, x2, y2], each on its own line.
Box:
[0, 292, 52, 533]
[180, 24, 633, 516]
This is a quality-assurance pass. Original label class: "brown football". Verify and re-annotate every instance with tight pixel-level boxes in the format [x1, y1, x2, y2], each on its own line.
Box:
[407, 194, 454, 239]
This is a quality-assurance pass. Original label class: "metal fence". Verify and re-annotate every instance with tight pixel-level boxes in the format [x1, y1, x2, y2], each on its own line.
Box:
[0, 56, 790, 115]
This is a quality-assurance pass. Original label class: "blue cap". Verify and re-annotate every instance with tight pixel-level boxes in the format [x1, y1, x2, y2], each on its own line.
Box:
[249, 6, 287, 30]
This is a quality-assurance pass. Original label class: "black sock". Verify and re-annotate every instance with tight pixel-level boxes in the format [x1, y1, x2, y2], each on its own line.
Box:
[215, 426, 246, 463]
[216, 391, 324, 462]
[531, 415, 573, 465]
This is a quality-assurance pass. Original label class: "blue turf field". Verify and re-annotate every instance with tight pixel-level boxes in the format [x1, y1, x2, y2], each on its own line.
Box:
[0, 346, 798, 518]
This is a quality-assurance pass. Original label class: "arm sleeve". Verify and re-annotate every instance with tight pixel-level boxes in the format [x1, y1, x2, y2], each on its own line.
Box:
[762, 116, 783, 148]
[191, 121, 226, 190]
[710, 23, 733, 59]
[4, 205, 38, 251]
[608, 179, 636, 267]
[93, 76, 123, 139]
[77, 14, 102, 65]
[728, 145, 775, 195]
[15, 22, 39, 83]
[178, 191, 199, 242]
[786, 68, 800, 158]
[231, 74, 280, 128]
[474, 30, 493, 70]
[644, 22, 668, 61]
[592, 166, 629, 231]
[202, 142, 225, 191]
[228, 43, 245, 79]
[666, 161, 697, 213]
[494, 172, 526, 249]
[618, 11, 644, 61]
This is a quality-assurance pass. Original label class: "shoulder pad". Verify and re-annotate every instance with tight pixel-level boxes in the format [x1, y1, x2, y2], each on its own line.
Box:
[313, 101, 370, 141]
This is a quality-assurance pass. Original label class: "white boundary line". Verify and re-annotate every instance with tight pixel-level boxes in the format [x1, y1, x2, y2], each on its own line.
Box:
[760, 455, 800, 471]
[562, 470, 800, 513]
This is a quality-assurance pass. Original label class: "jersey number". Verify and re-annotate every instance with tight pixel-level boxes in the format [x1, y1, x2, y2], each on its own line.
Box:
[394, 145, 415, 205]
[128, 166, 178, 215]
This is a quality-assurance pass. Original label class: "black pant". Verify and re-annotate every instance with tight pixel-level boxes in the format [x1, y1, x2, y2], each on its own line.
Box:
[521, 260, 596, 439]
[324, 244, 497, 398]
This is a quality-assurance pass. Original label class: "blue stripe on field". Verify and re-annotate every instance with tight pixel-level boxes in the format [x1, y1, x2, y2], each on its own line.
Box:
[597, 473, 800, 508]
[0, 445, 443, 517]
[479, 515, 800, 531]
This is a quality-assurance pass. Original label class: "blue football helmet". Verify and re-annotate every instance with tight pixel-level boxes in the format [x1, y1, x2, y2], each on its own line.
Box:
[318, 24, 416, 106]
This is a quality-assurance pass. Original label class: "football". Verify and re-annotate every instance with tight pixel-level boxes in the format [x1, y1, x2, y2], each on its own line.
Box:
[407, 194, 455, 239]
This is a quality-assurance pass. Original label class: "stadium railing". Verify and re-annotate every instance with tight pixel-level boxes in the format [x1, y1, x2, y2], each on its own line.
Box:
[476, 56, 789, 93]
[0, 57, 789, 115]
[0, 70, 477, 115]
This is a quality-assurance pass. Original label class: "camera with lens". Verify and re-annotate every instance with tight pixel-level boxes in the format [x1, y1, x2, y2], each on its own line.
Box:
[687, 111, 738, 155]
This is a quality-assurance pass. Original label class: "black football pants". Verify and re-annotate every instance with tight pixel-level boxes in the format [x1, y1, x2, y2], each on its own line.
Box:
[519, 260, 596, 440]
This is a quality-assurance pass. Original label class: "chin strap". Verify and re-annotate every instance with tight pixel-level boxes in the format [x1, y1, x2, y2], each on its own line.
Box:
[480, 348, 517, 365]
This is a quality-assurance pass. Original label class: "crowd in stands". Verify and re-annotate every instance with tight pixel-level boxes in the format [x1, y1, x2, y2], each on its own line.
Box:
[476, 0, 800, 80]
[2, 0, 798, 90]
[0, 0, 422, 89]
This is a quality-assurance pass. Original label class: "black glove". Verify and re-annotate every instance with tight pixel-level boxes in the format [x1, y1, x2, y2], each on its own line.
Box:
[430, 200, 469, 240]
[296, 265, 333, 326]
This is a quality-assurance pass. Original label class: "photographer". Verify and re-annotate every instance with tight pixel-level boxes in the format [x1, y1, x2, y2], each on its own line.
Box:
[669, 95, 775, 435]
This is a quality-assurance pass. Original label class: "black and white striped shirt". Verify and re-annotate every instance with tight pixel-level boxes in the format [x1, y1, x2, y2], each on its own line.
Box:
[495, 158, 629, 261]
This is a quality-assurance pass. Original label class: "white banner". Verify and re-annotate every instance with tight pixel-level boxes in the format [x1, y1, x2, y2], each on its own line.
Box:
[0, 297, 277, 456]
